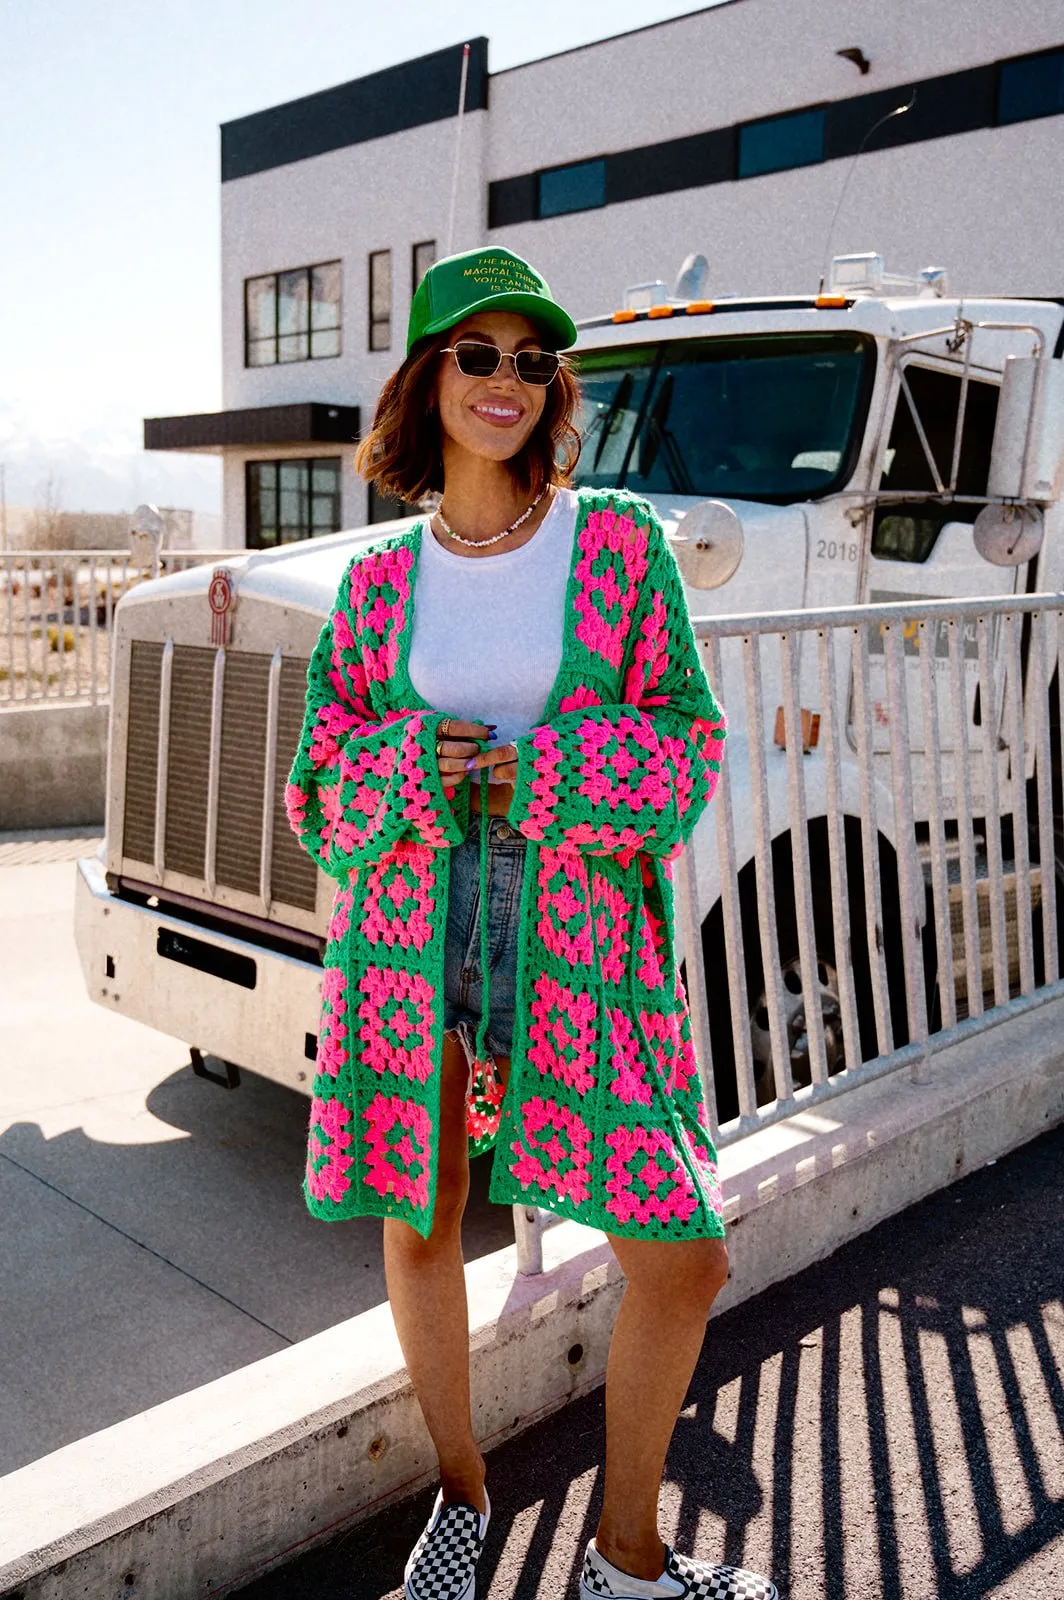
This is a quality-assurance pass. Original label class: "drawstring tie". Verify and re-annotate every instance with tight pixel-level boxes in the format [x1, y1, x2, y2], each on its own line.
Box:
[466, 770, 506, 1146]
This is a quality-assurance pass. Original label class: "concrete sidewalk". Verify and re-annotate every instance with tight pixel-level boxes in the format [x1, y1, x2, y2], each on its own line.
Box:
[234, 1123, 1064, 1600]
[0, 845, 512, 1476]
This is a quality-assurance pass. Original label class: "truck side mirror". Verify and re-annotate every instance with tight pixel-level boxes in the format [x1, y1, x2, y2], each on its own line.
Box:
[130, 503, 165, 576]
[972, 503, 1044, 566]
[670, 500, 744, 590]
[987, 355, 1064, 503]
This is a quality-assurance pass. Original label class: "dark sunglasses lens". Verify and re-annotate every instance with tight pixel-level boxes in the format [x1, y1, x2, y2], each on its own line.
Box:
[514, 349, 560, 385]
[453, 343, 501, 377]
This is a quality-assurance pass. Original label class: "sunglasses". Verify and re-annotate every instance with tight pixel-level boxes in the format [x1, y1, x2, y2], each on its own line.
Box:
[441, 340, 562, 386]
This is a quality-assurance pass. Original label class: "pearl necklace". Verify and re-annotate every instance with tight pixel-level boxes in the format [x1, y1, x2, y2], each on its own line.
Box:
[435, 490, 545, 549]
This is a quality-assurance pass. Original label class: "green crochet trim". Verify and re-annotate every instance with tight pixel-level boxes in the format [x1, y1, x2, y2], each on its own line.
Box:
[287, 488, 727, 1241]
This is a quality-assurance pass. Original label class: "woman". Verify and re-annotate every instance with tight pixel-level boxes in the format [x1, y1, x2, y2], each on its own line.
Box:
[286, 246, 776, 1600]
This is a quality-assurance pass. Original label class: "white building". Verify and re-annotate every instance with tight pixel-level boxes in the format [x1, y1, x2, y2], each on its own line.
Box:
[144, 0, 1064, 548]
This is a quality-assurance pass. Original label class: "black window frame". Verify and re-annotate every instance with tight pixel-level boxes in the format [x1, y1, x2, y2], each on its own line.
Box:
[411, 239, 436, 295]
[538, 157, 607, 219]
[738, 105, 826, 179]
[997, 46, 1064, 126]
[367, 482, 419, 525]
[871, 362, 1000, 563]
[244, 260, 341, 368]
[245, 457, 342, 549]
[369, 249, 392, 352]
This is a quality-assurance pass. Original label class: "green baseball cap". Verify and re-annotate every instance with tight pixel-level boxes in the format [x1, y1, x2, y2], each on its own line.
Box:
[406, 246, 578, 356]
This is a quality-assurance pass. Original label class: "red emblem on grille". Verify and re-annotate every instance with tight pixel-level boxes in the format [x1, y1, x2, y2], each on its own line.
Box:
[208, 567, 236, 646]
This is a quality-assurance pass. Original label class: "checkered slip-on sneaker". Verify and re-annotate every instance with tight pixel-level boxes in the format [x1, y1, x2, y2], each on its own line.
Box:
[404, 1488, 490, 1600]
[580, 1538, 778, 1600]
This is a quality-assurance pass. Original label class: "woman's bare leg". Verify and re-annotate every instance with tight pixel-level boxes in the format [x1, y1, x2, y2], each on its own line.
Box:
[382, 1032, 509, 1512]
[595, 1233, 729, 1578]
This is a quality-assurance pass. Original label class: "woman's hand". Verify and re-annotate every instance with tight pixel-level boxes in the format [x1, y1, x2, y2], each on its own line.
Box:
[433, 718, 499, 787]
[463, 739, 519, 785]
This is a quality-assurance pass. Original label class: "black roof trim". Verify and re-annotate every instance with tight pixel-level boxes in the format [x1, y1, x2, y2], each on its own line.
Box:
[221, 39, 488, 181]
[144, 403, 361, 454]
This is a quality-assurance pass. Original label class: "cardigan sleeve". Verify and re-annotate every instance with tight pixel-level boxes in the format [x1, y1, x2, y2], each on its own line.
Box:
[285, 555, 466, 878]
[505, 508, 725, 861]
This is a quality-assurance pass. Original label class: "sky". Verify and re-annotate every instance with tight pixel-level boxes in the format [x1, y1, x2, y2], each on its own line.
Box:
[0, 0, 719, 519]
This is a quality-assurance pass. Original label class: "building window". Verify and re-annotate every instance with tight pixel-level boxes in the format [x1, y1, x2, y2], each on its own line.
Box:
[738, 106, 825, 178]
[367, 482, 418, 525]
[245, 262, 341, 367]
[246, 458, 342, 548]
[369, 250, 392, 351]
[998, 48, 1064, 126]
[539, 158, 606, 219]
[412, 240, 436, 293]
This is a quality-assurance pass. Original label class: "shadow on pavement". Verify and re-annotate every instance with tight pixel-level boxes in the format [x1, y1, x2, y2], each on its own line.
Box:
[235, 1123, 1064, 1600]
[0, 1063, 513, 1475]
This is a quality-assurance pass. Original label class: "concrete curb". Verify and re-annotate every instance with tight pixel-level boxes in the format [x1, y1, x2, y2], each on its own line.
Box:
[2, 995, 1063, 1600]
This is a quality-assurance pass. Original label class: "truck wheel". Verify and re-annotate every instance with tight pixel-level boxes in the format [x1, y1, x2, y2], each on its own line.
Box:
[699, 820, 912, 1124]
[748, 950, 844, 1100]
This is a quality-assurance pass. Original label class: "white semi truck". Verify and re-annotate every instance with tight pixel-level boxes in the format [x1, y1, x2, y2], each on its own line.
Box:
[75, 253, 1064, 1119]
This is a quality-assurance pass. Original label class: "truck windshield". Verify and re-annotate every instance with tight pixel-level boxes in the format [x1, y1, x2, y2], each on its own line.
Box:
[572, 333, 874, 503]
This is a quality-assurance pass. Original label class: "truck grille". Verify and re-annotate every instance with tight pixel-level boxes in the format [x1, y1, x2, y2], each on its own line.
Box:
[166, 646, 214, 878]
[122, 641, 319, 913]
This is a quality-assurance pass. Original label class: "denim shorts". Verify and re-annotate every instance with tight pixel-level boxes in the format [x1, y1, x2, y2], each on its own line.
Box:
[443, 811, 527, 1060]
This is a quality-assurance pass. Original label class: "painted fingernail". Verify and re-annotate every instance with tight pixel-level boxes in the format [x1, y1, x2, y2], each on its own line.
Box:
[487, 730, 498, 741]
[464, 757, 478, 772]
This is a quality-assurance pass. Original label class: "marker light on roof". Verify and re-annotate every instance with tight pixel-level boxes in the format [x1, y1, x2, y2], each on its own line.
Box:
[828, 252, 949, 298]
[828, 252, 884, 294]
[685, 301, 715, 314]
[623, 280, 669, 311]
[815, 294, 850, 308]
[612, 308, 638, 323]
[648, 304, 674, 319]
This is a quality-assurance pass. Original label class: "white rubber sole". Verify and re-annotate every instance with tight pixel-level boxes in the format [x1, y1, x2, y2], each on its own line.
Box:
[579, 1560, 779, 1600]
[406, 1576, 475, 1600]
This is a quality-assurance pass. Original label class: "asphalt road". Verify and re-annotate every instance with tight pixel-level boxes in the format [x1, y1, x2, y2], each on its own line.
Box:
[235, 1122, 1064, 1600]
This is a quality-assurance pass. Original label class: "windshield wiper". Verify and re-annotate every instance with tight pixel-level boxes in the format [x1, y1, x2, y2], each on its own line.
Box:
[638, 374, 672, 478]
[592, 373, 634, 471]
[638, 375, 696, 495]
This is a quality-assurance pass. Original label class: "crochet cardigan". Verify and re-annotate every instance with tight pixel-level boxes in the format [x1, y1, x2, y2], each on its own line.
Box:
[285, 488, 728, 1241]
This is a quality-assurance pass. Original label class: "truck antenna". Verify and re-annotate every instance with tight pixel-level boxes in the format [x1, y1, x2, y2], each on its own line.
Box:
[819, 88, 917, 293]
[445, 43, 471, 256]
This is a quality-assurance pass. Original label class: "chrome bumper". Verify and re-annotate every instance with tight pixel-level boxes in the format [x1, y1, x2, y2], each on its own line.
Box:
[74, 855, 322, 1094]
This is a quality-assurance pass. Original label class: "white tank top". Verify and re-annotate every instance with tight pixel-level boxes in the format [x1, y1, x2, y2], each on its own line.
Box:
[407, 486, 578, 747]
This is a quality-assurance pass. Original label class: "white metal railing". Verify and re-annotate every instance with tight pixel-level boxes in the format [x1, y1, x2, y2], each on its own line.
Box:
[514, 591, 1064, 1273]
[0, 549, 231, 708]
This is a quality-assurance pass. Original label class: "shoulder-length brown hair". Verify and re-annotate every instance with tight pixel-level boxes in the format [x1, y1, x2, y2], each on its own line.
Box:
[354, 331, 582, 505]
